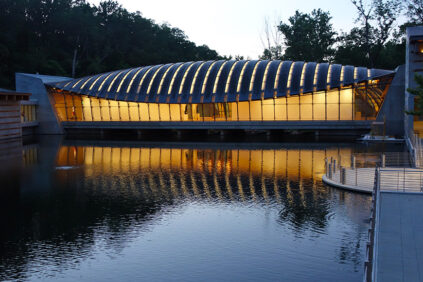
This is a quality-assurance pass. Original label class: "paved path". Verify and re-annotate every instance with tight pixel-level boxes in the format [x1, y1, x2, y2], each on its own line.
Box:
[374, 192, 423, 282]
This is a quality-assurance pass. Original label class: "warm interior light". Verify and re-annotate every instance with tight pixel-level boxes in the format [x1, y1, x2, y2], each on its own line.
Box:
[418, 43, 423, 54]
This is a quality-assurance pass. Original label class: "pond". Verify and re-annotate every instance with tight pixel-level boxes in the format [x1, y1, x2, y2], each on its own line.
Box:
[0, 137, 402, 281]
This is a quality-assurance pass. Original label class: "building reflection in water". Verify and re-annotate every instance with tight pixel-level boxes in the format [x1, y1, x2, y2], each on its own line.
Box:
[56, 145, 370, 227]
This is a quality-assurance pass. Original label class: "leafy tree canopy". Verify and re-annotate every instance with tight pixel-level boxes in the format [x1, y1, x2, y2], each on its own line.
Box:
[278, 9, 337, 62]
[0, 0, 222, 88]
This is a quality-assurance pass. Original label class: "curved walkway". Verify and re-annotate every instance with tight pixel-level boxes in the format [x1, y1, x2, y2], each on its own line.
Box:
[323, 167, 423, 194]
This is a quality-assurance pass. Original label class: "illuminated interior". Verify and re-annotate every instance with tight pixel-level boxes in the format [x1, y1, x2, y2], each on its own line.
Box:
[50, 83, 387, 122]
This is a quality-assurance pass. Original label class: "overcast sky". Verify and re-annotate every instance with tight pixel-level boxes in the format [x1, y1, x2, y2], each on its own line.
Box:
[89, 0, 362, 59]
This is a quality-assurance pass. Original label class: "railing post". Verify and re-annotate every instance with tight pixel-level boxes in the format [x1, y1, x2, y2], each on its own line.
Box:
[351, 155, 356, 169]
[381, 154, 385, 168]
[328, 163, 332, 179]
[325, 158, 328, 177]
[340, 166, 346, 184]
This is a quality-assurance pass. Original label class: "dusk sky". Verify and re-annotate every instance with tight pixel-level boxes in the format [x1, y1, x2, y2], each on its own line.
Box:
[89, 0, 366, 59]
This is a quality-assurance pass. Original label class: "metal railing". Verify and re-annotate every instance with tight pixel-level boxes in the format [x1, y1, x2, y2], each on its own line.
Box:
[364, 167, 380, 282]
[324, 153, 412, 191]
[409, 132, 423, 168]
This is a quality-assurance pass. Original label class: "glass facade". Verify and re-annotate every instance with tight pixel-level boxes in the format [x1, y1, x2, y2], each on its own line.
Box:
[51, 80, 388, 122]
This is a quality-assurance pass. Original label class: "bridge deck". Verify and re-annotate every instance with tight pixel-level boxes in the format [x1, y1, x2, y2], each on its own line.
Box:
[374, 192, 423, 282]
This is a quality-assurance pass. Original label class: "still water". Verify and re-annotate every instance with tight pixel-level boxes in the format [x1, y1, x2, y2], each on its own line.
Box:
[1, 137, 398, 281]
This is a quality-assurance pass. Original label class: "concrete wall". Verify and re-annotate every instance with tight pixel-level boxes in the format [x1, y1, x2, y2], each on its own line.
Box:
[405, 26, 423, 137]
[15, 73, 69, 134]
[376, 65, 405, 137]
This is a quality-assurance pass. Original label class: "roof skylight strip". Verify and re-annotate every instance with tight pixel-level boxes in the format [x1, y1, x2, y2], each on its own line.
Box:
[126, 67, 145, 93]
[157, 64, 174, 94]
[249, 61, 261, 92]
[260, 61, 272, 92]
[212, 61, 228, 94]
[236, 61, 249, 93]
[201, 61, 218, 94]
[168, 64, 185, 95]
[190, 62, 206, 94]
[179, 62, 196, 94]
[225, 61, 239, 93]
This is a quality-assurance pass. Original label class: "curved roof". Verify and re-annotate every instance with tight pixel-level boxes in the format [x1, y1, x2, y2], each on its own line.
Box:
[48, 60, 394, 104]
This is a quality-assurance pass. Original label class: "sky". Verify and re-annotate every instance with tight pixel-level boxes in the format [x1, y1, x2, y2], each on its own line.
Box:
[89, 0, 361, 59]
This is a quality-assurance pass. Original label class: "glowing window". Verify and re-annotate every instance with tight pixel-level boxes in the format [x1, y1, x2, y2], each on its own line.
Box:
[190, 62, 206, 94]
[286, 62, 295, 89]
[116, 69, 134, 93]
[80, 76, 94, 89]
[273, 61, 284, 95]
[107, 70, 127, 92]
[236, 61, 249, 93]
[168, 63, 185, 95]
[261, 61, 272, 91]
[340, 66, 345, 84]
[326, 64, 332, 85]
[225, 61, 239, 93]
[313, 64, 320, 86]
[126, 67, 145, 93]
[213, 61, 228, 93]
[98, 72, 116, 91]
[88, 74, 106, 91]
[249, 61, 261, 92]
[201, 61, 218, 94]
[179, 62, 196, 94]
[300, 63, 308, 88]
[354, 67, 358, 81]
[137, 66, 156, 94]
[367, 69, 371, 80]
[157, 64, 174, 94]
[147, 65, 165, 94]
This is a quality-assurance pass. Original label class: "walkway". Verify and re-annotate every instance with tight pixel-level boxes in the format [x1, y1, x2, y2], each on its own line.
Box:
[323, 167, 423, 194]
[374, 192, 423, 282]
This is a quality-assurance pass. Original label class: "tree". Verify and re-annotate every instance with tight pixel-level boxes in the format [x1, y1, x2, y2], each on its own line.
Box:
[260, 17, 283, 60]
[278, 9, 337, 62]
[406, 0, 423, 24]
[0, 0, 222, 88]
[336, 0, 403, 68]
[406, 74, 423, 116]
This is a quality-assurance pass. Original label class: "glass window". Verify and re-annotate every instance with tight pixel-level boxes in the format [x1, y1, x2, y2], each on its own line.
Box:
[287, 96, 299, 121]
[262, 99, 274, 121]
[313, 92, 326, 120]
[119, 102, 130, 121]
[250, 100, 262, 121]
[159, 104, 170, 121]
[82, 97, 92, 121]
[129, 102, 140, 121]
[109, 100, 119, 121]
[300, 94, 313, 120]
[274, 97, 287, 121]
[238, 101, 250, 121]
[170, 104, 181, 121]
